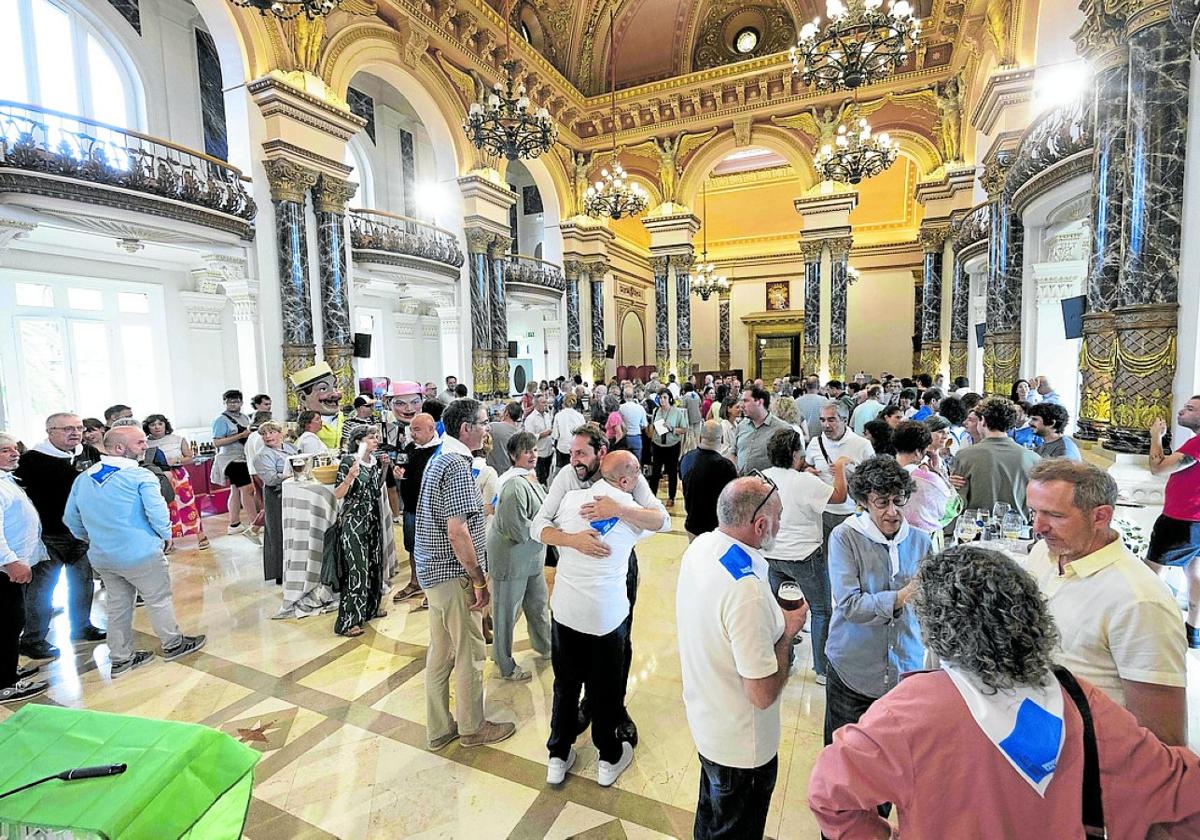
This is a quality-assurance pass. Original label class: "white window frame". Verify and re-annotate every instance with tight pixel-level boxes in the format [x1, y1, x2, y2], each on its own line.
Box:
[6, 0, 143, 129]
[0, 269, 172, 441]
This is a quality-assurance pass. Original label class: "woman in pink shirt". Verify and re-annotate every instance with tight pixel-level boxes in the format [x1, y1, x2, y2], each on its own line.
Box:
[892, 421, 957, 548]
[809, 546, 1200, 839]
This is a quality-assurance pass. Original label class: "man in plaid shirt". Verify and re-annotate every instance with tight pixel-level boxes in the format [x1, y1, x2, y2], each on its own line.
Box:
[415, 397, 516, 750]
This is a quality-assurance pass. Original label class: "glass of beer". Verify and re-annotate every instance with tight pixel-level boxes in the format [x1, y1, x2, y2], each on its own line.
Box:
[776, 581, 805, 611]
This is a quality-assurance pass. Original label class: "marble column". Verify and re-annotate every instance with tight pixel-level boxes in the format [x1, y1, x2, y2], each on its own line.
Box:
[465, 228, 494, 398]
[799, 239, 823, 377]
[671, 252, 694, 378]
[565, 260, 583, 378]
[313, 174, 358, 409]
[589, 262, 607, 385]
[652, 256, 670, 374]
[911, 271, 924, 377]
[1107, 8, 1191, 452]
[919, 224, 949, 377]
[949, 255, 970, 381]
[718, 289, 732, 371]
[263, 158, 318, 419]
[981, 151, 1020, 396]
[828, 237, 851, 383]
[1078, 42, 1128, 441]
[488, 235, 512, 400]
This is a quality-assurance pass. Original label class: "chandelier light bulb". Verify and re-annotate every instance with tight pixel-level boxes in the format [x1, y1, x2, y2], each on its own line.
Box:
[827, 0, 847, 19]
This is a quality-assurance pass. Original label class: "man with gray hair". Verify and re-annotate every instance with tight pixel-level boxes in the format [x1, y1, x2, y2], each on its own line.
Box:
[63, 426, 205, 677]
[677, 476, 808, 838]
[0, 432, 49, 702]
[805, 400, 875, 547]
[15, 412, 105, 662]
[1023, 458, 1187, 745]
[680, 420, 738, 540]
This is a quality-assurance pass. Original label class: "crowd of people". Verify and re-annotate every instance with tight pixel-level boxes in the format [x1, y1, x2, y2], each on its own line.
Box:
[2, 365, 1199, 838]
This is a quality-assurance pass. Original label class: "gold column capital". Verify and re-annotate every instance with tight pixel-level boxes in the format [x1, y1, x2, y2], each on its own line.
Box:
[827, 236, 853, 260]
[312, 173, 358, 215]
[799, 239, 825, 262]
[919, 223, 951, 253]
[263, 157, 318, 204]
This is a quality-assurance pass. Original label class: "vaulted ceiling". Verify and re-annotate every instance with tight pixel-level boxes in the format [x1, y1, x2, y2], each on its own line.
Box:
[488, 0, 944, 95]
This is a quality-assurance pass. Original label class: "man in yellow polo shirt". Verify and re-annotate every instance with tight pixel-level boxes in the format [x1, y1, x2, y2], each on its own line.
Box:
[290, 362, 344, 452]
[1023, 459, 1187, 745]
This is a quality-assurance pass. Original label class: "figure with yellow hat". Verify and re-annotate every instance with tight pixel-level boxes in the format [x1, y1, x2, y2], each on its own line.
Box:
[290, 362, 345, 452]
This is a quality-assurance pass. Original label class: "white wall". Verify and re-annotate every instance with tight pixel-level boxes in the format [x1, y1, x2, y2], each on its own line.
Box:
[847, 268, 916, 378]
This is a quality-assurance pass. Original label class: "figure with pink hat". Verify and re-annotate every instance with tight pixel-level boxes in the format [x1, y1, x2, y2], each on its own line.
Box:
[382, 381, 425, 515]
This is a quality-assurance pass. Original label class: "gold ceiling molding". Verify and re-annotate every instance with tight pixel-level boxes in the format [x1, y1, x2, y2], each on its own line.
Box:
[690, 2, 797, 75]
[705, 164, 797, 192]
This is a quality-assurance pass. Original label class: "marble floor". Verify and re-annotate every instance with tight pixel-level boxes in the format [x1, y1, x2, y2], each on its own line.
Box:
[5, 508, 1200, 840]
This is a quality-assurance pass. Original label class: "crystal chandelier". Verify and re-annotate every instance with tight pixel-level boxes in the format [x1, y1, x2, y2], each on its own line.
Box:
[691, 180, 728, 301]
[584, 8, 649, 220]
[814, 107, 897, 184]
[790, 0, 920, 91]
[231, 0, 340, 20]
[463, 1, 557, 161]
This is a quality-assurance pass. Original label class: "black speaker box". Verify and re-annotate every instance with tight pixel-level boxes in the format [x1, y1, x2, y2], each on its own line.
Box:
[352, 333, 372, 358]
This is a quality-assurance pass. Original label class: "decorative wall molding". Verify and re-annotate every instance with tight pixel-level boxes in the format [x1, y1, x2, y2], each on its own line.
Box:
[0, 217, 36, 250]
[179, 290, 226, 330]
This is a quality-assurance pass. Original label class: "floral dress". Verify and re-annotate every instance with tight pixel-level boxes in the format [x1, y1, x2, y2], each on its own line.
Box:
[334, 455, 383, 635]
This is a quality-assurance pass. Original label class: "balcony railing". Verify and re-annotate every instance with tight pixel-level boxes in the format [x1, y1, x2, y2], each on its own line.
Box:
[506, 253, 565, 293]
[349, 208, 465, 270]
[0, 101, 256, 227]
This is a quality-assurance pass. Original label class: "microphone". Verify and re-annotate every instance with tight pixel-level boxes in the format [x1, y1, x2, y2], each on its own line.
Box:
[0, 763, 128, 800]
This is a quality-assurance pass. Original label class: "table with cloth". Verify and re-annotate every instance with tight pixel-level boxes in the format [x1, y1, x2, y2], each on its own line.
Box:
[274, 477, 397, 619]
[0, 705, 258, 840]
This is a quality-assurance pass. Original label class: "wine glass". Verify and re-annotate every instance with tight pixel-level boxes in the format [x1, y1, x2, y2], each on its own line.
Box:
[955, 511, 980, 544]
[992, 502, 1011, 523]
[1001, 511, 1024, 548]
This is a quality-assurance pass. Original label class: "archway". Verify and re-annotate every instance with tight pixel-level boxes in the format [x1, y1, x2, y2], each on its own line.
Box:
[620, 310, 646, 367]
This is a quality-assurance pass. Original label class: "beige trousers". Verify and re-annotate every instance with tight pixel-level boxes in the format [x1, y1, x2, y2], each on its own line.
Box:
[424, 576, 486, 746]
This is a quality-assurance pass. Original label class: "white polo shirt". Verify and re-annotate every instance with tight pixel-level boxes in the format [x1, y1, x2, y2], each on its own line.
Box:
[551, 482, 646, 635]
[804, 430, 875, 515]
[523, 409, 554, 458]
[677, 530, 785, 769]
[761, 466, 834, 561]
[1023, 536, 1187, 708]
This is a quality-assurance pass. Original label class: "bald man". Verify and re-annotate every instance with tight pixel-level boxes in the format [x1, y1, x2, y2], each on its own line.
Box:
[63, 426, 205, 677]
[681, 420, 738, 540]
[393, 413, 442, 603]
[543, 449, 651, 788]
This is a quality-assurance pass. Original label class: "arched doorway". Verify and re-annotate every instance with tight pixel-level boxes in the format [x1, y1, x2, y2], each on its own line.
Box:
[620, 310, 646, 367]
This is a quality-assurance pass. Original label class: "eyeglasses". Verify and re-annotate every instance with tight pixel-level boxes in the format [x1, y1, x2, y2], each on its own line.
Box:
[749, 469, 778, 522]
[50, 425, 85, 432]
[866, 495, 910, 512]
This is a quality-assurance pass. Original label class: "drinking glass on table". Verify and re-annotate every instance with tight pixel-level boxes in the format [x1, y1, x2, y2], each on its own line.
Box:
[992, 502, 1011, 523]
[956, 511, 981, 544]
[1001, 511, 1024, 548]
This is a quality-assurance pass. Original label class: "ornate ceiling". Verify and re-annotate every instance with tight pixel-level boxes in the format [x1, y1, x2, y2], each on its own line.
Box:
[488, 0, 945, 95]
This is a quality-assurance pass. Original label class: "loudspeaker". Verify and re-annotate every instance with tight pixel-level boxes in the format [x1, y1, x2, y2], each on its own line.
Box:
[974, 323, 986, 347]
[508, 340, 519, 359]
[1061, 294, 1087, 340]
[352, 333, 372, 358]
[605, 344, 616, 359]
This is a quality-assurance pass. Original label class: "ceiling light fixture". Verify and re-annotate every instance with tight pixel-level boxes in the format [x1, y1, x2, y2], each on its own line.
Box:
[231, 0, 342, 20]
[463, 0, 557, 161]
[813, 100, 897, 184]
[790, 0, 920, 91]
[691, 179, 729, 301]
[735, 27, 760, 54]
[584, 8, 649, 220]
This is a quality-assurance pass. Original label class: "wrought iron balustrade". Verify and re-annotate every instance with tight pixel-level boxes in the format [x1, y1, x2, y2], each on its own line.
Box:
[349, 208, 464, 269]
[506, 253, 565, 293]
[1006, 92, 1095, 195]
[952, 201, 991, 252]
[0, 100, 256, 222]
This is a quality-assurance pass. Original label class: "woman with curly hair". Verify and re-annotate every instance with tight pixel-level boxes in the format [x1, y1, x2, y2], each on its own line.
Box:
[824, 456, 929, 749]
[810, 547, 1200, 838]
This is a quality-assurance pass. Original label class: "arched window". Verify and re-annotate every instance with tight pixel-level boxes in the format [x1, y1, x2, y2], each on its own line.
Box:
[0, 0, 141, 128]
[343, 138, 374, 210]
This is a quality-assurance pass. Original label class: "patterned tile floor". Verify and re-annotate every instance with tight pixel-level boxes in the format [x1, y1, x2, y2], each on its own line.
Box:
[4, 508, 1199, 839]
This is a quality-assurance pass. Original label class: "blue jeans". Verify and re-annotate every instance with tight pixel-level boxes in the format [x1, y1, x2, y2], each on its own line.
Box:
[23, 533, 95, 643]
[694, 753, 777, 839]
[767, 546, 830, 676]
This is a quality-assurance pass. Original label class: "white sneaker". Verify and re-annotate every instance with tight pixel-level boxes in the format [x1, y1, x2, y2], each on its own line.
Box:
[546, 748, 576, 785]
[597, 741, 633, 787]
[815, 673, 827, 686]
[227, 522, 246, 535]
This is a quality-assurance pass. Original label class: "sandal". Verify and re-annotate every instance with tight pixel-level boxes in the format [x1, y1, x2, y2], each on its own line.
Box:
[413, 598, 429, 611]
[198, 535, 210, 551]
[342, 626, 365, 637]
[392, 584, 422, 603]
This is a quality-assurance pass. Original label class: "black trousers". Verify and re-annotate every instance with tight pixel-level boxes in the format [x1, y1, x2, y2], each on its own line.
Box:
[648, 442, 681, 501]
[824, 665, 891, 822]
[694, 753, 777, 839]
[622, 548, 639, 704]
[547, 618, 627, 764]
[536, 454, 554, 487]
[1, 572, 25, 688]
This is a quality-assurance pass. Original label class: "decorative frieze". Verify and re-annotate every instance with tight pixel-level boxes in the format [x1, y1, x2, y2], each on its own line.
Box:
[179, 291, 226, 331]
[263, 157, 319, 205]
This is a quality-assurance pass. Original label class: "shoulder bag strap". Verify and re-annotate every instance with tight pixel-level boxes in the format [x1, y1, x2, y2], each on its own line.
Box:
[817, 435, 830, 467]
[1052, 666, 1107, 838]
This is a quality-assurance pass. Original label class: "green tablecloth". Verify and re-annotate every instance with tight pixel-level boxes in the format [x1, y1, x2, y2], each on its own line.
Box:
[0, 705, 259, 840]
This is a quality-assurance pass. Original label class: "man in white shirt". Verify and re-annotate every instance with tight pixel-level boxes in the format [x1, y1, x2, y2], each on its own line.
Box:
[666, 374, 681, 400]
[532, 426, 670, 754]
[542, 451, 648, 788]
[805, 400, 875, 544]
[849, 385, 886, 435]
[437, 375, 459, 405]
[1023, 459, 1187, 745]
[0, 433, 49, 703]
[523, 393, 554, 486]
[677, 476, 807, 839]
[551, 393, 586, 473]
